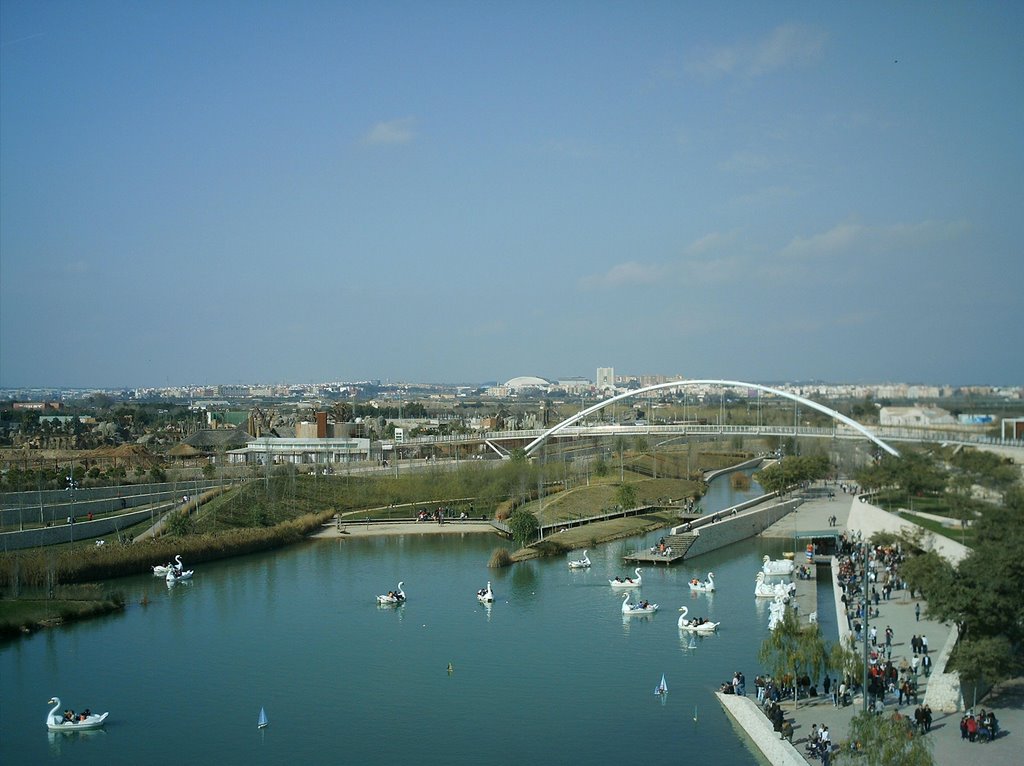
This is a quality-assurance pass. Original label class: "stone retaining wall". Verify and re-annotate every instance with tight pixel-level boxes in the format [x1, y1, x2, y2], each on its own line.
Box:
[0, 505, 173, 550]
[681, 498, 802, 559]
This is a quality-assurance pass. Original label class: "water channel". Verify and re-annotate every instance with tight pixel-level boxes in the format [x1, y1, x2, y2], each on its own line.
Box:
[2, 472, 797, 765]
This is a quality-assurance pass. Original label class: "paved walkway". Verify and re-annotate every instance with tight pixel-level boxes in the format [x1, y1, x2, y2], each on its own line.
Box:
[311, 519, 499, 538]
[727, 486, 1023, 765]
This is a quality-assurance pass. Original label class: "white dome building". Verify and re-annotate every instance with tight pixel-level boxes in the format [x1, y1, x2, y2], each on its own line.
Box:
[503, 376, 551, 392]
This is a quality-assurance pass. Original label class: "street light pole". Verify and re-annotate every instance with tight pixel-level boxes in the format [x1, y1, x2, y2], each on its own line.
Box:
[862, 538, 870, 713]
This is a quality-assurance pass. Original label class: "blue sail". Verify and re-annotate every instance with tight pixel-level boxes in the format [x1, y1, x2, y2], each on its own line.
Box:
[257, 707, 268, 728]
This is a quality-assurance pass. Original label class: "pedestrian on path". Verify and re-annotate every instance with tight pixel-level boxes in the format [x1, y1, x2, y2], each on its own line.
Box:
[922, 635, 929, 654]
[922, 654, 932, 677]
[915, 602, 921, 621]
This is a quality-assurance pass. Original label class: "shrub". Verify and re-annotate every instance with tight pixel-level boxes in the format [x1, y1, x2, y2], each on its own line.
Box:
[488, 548, 512, 568]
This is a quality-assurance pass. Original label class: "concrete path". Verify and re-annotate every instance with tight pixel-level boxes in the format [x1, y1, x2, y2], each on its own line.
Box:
[735, 485, 1023, 765]
[311, 519, 500, 538]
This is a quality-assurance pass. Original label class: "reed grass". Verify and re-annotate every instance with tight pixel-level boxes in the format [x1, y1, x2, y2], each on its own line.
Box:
[488, 548, 512, 568]
[0, 510, 335, 589]
[730, 472, 751, 490]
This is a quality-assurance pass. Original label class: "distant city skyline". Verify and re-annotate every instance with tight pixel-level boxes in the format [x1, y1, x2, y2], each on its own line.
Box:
[2, 4, 1022, 388]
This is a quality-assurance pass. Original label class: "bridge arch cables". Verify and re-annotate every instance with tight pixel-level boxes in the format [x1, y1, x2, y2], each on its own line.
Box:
[521, 379, 899, 459]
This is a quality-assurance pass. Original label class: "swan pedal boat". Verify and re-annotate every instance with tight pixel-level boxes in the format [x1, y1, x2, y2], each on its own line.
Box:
[688, 572, 715, 592]
[477, 582, 494, 603]
[45, 697, 108, 732]
[621, 592, 658, 615]
[610, 568, 642, 588]
[568, 549, 591, 569]
[153, 554, 183, 576]
[677, 606, 720, 633]
[761, 555, 794, 576]
[754, 572, 793, 599]
[166, 568, 194, 584]
[378, 582, 406, 605]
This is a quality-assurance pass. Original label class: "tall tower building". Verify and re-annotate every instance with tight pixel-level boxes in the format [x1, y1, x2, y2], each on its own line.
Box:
[596, 367, 615, 390]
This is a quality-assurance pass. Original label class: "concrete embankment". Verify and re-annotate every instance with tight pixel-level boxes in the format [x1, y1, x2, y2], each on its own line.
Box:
[716, 692, 805, 766]
[671, 495, 802, 560]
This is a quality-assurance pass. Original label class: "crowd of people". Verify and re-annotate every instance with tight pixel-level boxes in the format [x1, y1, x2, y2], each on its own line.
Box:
[960, 709, 999, 742]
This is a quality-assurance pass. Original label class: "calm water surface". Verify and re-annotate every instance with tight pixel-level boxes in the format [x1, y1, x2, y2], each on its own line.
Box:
[2, 474, 788, 765]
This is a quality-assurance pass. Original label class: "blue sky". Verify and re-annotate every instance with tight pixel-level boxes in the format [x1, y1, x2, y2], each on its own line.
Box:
[2, 2, 1021, 388]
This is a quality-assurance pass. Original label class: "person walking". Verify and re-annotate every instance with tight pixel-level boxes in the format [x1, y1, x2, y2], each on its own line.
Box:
[915, 602, 921, 621]
[922, 654, 932, 677]
[921, 635, 929, 654]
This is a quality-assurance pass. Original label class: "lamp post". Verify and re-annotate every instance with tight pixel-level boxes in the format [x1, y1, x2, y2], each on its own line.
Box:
[862, 538, 871, 713]
[66, 466, 78, 545]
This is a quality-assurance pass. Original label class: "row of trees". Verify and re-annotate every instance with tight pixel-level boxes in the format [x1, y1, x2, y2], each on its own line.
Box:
[899, 484, 1024, 691]
[754, 454, 832, 494]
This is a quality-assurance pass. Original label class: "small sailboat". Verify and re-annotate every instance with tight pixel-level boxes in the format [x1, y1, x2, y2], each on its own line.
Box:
[654, 674, 668, 696]
[257, 707, 269, 729]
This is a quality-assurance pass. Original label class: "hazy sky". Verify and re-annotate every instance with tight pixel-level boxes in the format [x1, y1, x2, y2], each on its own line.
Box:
[2, 2, 1021, 389]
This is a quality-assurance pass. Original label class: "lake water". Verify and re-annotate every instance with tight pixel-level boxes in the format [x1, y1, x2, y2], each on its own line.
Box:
[1, 473, 789, 765]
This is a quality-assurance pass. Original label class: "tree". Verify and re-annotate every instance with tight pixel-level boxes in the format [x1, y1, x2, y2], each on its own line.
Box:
[899, 487, 1024, 686]
[755, 454, 831, 494]
[613, 436, 628, 480]
[507, 509, 539, 547]
[616, 483, 638, 510]
[165, 510, 195, 537]
[828, 635, 863, 690]
[947, 473, 974, 544]
[757, 608, 830, 710]
[836, 710, 933, 765]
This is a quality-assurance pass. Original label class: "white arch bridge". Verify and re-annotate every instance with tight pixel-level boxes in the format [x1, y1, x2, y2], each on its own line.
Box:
[522, 379, 900, 458]
[390, 380, 1022, 458]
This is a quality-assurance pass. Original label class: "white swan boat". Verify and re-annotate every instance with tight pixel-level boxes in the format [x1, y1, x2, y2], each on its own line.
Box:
[153, 554, 183, 576]
[688, 572, 715, 592]
[762, 554, 794, 576]
[754, 572, 793, 599]
[166, 567, 194, 584]
[768, 595, 788, 630]
[477, 582, 494, 603]
[677, 605, 719, 633]
[610, 568, 642, 588]
[378, 581, 406, 605]
[45, 697, 108, 732]
[621, 592, 658, 615]
[568, 549, 591, 569]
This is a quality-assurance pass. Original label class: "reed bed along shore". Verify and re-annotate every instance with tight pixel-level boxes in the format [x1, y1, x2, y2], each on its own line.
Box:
[0, 510, 335, 589]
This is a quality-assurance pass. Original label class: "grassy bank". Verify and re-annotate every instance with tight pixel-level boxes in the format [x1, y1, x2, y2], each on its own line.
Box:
[509, 510, 682, 562]
[0, 584, 125, 639]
